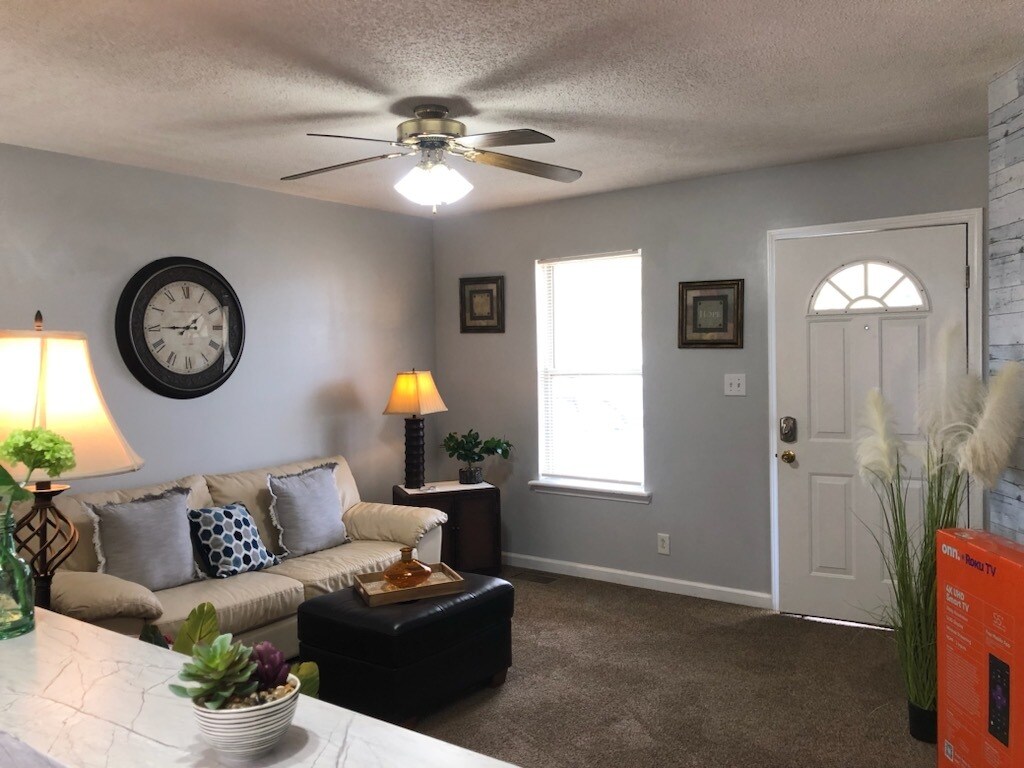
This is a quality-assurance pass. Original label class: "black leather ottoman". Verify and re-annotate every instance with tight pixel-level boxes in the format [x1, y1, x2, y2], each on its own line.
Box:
[297, 573, 514, 723]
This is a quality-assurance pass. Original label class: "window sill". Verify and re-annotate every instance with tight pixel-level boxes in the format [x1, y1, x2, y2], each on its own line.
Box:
[528, 478, 652, 504]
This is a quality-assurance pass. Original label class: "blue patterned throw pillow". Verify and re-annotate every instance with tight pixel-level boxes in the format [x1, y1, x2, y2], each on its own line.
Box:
[188, 503, 279, 578]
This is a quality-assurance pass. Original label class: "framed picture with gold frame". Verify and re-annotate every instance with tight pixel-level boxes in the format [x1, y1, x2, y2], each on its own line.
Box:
[460, 275, 505, 333]
[678, 279, 744, 348]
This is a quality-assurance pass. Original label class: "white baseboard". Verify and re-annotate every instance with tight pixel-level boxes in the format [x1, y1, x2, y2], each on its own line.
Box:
[502, 552, 773, 610]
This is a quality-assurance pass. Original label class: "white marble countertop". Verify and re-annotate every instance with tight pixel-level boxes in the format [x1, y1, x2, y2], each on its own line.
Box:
[0, 609, 517, 767]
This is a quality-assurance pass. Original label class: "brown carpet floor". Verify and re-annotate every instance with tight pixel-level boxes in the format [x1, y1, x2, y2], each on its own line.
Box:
[416, 569, 936, 768]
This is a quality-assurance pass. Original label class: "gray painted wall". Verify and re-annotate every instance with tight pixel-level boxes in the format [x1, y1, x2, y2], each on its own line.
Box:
[989, 61, 1024, 539]
[0, 143, 435, 503]
[0, 135, 993, 597]
[432, 137, 988, 595]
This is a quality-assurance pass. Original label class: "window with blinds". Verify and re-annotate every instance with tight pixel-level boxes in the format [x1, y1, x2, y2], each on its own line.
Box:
[535, 251, 645, 490]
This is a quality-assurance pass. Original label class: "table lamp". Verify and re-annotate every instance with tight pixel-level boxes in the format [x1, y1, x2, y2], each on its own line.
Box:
[0, 313, 144, 608]
[383, 370, 447, 489]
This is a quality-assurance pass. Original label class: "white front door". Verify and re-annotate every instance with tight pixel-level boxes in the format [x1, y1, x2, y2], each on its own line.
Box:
[773, 223, 968, 623]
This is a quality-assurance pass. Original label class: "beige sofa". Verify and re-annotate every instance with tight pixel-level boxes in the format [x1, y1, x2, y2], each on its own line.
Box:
[50, 455, 446, 658]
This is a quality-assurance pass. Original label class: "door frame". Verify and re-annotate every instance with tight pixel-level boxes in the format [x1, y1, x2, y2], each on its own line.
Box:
[767, 209, 984, 613]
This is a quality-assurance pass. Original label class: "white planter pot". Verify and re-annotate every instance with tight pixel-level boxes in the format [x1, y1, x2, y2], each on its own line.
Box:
[192, 673, 301, 761]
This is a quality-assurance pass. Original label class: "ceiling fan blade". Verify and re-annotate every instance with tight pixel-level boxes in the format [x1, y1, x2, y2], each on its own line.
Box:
[308, 133, 405, 147]
[462, 149, 582, 183]
[281, 152, 410, 181]
[456, 129, 555, 149]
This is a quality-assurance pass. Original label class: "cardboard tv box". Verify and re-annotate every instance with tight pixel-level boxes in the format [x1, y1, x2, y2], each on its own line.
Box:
[937, 529, 1023, 766]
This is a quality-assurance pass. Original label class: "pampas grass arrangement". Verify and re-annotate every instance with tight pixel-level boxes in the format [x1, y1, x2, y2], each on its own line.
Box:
[858, 325, 1024, 723]
[960, 363, 1024, 487]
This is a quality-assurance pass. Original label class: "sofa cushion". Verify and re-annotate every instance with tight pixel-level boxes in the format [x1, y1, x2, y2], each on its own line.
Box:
[205, 455, 362, 555]
[52, 571, 164, 622]
[57, 474, 213, 572]
[264, 540, 406, 599]
[189, 503, 279, 578]
[85, 487, 197, 592]
[268, 464, 348, 558]
[154, 571, 305, 639]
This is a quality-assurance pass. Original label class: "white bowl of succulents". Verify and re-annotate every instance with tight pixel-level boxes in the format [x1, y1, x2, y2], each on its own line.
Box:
[170, 633, 301, 761]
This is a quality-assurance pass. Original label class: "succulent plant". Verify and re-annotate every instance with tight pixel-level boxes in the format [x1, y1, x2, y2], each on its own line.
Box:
[169, 633, 258, 710]
[251, 641, 290, 691]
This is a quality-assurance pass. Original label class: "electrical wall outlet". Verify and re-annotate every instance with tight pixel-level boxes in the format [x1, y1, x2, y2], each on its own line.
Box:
[724, 373, 746, 396]
[657, 533, 670, 555]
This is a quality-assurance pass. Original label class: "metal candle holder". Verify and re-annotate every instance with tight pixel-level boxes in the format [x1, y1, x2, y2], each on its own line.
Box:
[14, 480, 78, 609]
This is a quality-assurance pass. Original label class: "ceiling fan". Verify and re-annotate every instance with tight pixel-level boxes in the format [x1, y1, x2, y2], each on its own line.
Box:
[281, 104, 582, 209]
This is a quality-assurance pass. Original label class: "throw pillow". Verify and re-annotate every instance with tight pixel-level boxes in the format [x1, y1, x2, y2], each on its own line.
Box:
[188, 503, 279, 578]
[85, 487, 196, 592]
[267, 463, 348, 557]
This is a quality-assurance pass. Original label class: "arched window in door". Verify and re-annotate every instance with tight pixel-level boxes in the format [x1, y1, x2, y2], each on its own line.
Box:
[809, 260, 928, 314]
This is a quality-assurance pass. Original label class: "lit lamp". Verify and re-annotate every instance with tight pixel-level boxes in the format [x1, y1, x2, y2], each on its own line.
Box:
[394, 149, 473, 213]
[0, 313, 143, 608]
[383, 370, 447, 489]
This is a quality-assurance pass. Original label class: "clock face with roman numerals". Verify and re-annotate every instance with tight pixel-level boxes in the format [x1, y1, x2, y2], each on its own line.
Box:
[143, 281, 226, 374]
[116, 258, 245, 399]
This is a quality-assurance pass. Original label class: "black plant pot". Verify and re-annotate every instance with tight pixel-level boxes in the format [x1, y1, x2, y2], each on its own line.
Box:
[907, 701, 937, 744]
[459, 467, 483, 484]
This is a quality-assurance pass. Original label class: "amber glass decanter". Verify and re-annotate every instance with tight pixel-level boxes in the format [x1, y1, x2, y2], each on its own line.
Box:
[382, 547, 432, 588]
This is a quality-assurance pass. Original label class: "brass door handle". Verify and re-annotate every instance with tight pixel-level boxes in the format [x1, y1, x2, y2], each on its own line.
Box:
[780, 450, 796, 464]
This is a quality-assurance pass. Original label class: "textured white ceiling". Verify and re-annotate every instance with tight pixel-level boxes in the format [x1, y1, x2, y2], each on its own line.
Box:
[1, 0, 1022, 217]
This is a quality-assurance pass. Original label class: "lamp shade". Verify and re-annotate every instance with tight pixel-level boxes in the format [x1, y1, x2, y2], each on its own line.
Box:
[0, 330, 143, 480]
[394, 162, 473, 207]
[382, 371, 448, 417]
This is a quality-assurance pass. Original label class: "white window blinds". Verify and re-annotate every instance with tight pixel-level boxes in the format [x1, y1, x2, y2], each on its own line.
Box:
[535, 251, 644, 487]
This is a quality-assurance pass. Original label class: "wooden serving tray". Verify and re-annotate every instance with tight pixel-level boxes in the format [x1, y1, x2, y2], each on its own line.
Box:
[354, 563, 465, 607]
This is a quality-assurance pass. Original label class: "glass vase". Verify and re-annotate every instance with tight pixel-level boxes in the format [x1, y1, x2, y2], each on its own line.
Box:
[382, 547, 432, 589]
[0, 519, 34, 639]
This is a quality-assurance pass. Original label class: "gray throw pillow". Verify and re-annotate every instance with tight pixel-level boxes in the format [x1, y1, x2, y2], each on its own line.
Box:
[267, 463, 348, 558]
[85, 487, 197, 592]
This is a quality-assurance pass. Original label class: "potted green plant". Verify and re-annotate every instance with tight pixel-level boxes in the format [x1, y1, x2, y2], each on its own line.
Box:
[170, 633, 301, 760]
[857, 326, 1024, 743]
[164, 603, 318, 760]
[442, 429, 513, 484]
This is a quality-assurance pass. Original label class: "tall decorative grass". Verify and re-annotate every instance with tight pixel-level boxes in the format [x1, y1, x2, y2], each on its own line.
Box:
[858, 326, 1024, 712]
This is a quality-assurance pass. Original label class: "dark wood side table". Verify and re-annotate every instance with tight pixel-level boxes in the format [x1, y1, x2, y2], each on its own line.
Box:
[393, 481, 501, 576]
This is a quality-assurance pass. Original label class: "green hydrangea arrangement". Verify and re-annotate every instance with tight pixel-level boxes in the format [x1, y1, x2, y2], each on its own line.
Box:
[0, 428, 76, 481]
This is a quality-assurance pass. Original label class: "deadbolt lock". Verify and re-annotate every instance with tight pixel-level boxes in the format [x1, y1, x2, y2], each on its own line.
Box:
[780, 416, 797, 443]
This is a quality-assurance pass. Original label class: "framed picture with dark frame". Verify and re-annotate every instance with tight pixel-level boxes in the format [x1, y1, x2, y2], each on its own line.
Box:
[460, 275, 505, 333]
[678, 279, 744, 348]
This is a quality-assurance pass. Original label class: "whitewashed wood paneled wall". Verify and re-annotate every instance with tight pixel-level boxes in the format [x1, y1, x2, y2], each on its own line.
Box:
[989, 60, 1024, 537]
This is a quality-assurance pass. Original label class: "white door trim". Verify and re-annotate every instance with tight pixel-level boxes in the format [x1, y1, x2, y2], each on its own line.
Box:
[767, 208, 984, 613]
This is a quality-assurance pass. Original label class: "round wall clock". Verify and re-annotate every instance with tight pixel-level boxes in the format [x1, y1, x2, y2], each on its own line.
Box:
[116, 257, 245, 399]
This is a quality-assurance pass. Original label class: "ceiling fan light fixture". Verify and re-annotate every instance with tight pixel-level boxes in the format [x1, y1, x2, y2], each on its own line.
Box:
[394, 153, 473, 207]
[284, 104, 581, 195]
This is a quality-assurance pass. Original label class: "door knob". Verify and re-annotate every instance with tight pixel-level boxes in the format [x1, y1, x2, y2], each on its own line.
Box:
[780, 450, 796, 464]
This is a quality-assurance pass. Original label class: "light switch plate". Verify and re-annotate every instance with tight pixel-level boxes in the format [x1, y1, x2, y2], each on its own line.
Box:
[657, 533, 670, 555]
[724, 373, 746, 396]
